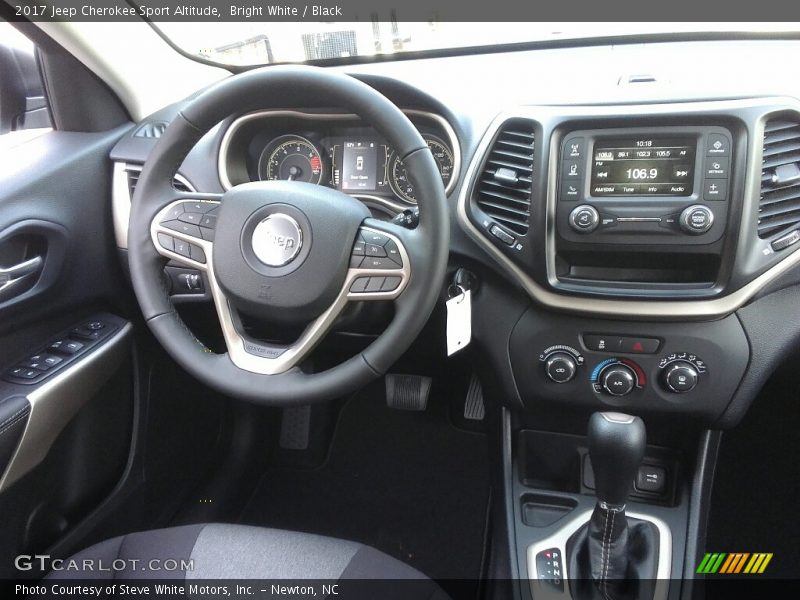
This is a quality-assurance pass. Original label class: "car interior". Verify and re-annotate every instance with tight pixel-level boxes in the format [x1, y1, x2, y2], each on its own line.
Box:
[1, 13, 799, 600]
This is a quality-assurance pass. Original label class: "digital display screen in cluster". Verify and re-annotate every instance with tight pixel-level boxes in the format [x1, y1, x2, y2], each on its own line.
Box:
[590, 138, 696, 196]
[340, 141, 378, 191]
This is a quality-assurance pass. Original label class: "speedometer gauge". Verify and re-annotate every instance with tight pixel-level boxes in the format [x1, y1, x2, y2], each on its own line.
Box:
[258, 135, 323, 184]
[388, 135, 454, 204]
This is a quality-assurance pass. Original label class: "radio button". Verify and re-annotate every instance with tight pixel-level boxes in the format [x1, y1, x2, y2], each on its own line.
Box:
[704, 156, 729, 178]
[564, 138, 585, 159]
[703, 179, 727, 201]
[707, 134, 730, 156]
[680, 205, 714, 234]
[562, 160, 582, 180]
[569, 205, 600, 233]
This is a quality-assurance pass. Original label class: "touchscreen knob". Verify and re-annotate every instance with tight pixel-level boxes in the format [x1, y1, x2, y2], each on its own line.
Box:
[569, 205, 600, 233]
[679, 205, 714, 235]
[663, 361, 699, 393]
[545, 352, 577, 383]
[600, 364, 636, 396]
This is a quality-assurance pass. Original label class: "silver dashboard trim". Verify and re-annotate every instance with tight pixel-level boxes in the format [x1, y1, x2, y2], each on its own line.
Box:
[0, 323, 133, 493]
[456, 99, 800, 320]
[216, 108, 461, 210]
[526, 509, 672, 600]
[112, 162, 195, 250]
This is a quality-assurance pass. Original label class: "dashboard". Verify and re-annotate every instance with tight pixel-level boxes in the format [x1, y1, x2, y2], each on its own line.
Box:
[109, 39, 800, 431]
[217, 110, 460, 216]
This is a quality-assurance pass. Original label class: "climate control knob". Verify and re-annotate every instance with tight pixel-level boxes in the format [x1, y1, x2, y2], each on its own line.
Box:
[569, 205, 600, 233]
[662, 360, 699, 393]
[600, 364, 636, 396]
[545, 352, 577, 383]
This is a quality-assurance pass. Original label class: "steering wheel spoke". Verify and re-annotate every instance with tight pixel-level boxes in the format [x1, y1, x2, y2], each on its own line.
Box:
[150, 196, 222, 269]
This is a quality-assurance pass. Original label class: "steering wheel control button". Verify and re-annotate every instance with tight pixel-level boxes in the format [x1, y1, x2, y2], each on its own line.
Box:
[544, 352, 577, 384]
[384, 240, 402, 265]
[251, 213, 303, 267]
[199, 214, 217, 229]
[349, 255, 364, 268]
[189, 243, 207, 264]
[663, 361, 699, 393]
[49, 340, 83, 355]
[162, 220, 202, 238]
[164, 205, 184, 220]
[600, 364, 636, 396]
[365, 277, 385, 292]
[174, 239, 192, 259]
[366, 243, 387, 257]
[703, 179, 727, 201]
[680, 205, 714, 234]
[489, 224, 516, 246]
[157, 233, 175, 251]
[362, 257, 401, 270]
[178, 212, 203, 225]
[184, 202, 217, 213]
[362, 231, 390, 246]
[381, 277, 402, 292]
[569, 205, 600, 233]
[351, 240, 365, 256]
[350, 277, 370, 293]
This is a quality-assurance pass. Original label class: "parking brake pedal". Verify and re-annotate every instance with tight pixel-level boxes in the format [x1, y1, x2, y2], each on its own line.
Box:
[464, 374, 486, 421]
[279, 405, 311, 450]
[385, 374, 432, 411]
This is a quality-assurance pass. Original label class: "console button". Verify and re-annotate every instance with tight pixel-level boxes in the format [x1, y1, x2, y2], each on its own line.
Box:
[704, 156, 729, 179]
[707, 134, 730, 156]
[562, 160, 581, 180]
[583, 335, 622, 352]
[663, 360, 699, 393]
[569, 205, 600, 233]
[703, 179, 727, 201]
[679, 205, 714, 234]
[489, 224, 516, 246]
[636, 465, 667, 494]
[564, 138, 585, 160]
[49, 339, 84, 355]
[619, 336, 660, 354]
[560, 180, 582, 201]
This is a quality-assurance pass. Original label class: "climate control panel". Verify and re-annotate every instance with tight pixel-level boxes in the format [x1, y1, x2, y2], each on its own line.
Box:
[511, 307, 749, 422]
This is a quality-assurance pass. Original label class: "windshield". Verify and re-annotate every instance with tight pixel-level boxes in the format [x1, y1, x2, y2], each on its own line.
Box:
[155, 22, 799, 67]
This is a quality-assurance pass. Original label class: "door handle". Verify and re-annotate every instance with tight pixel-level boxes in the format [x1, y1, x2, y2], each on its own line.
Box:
[0, 255, 43, 302]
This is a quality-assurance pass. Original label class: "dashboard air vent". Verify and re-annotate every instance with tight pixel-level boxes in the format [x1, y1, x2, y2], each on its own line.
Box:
[759, 118, 800, 238]
[474, 119, 535, 236]
[126, 166, 192, 197]
[134, 121, 169, 138]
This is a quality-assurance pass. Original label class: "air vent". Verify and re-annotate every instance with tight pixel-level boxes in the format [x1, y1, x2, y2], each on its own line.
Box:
[134, 121, 169, 138]
[474, 119, 535, 236]
[759, 117, 800, 239]
[126, 166, 192, 197]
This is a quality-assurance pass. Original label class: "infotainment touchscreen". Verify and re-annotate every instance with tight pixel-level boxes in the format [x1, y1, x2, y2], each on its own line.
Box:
[590, 137, 696, 196]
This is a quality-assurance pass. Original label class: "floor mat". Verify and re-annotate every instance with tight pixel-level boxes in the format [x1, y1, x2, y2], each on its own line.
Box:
[239, 380, 490, 586]
[705, 368, 800, 579]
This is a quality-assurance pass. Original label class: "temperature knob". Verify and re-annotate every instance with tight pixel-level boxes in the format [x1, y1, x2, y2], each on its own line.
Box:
[545, 352, 577, 383]
[569, 205, 600, 233]
[662, 360, 699, 393]
[600, 364, 636, 396]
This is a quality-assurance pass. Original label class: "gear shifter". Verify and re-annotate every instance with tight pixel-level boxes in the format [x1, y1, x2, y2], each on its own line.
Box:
[588, 412, 646, 508]
[566, 412, 659, 600]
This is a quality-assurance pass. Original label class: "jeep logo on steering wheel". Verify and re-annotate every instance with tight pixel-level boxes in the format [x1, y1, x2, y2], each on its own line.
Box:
[251, 213, 303, 267]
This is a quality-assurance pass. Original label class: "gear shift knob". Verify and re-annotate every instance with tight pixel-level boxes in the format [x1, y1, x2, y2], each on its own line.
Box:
[588, 412, 646, 507]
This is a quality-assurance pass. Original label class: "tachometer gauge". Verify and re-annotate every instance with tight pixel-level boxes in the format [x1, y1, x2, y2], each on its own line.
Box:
[388, 135, 454, 203]
[259, 135, 323, 184]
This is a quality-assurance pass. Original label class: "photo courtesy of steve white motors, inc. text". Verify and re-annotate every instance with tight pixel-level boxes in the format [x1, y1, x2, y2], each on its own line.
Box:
[15, 3, 345, 18]
[15, 583, 341, 597]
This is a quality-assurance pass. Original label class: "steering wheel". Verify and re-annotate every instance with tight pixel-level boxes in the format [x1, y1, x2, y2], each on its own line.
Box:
[128, 66, 449, 405]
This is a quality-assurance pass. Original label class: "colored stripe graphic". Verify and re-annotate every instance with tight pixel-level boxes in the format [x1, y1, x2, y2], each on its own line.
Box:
[700, 552, 773, 574]
[697, 553, 727, 574]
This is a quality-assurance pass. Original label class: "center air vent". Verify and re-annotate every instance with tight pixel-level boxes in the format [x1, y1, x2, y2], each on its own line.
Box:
[759, 117, 800, 239]
[474, 119, 535, 236]
[126, 166, 193, 196]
